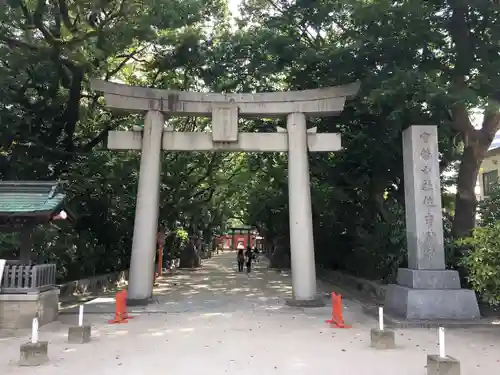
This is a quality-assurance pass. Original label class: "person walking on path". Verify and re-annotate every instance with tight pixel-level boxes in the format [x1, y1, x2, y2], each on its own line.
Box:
[237, 248, 245, 272]
[253, 247, 260, 263]
[245, 246, 253, 273]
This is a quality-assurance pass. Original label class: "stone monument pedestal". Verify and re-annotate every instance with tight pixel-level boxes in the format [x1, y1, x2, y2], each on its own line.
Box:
[385, 269, 480, 320]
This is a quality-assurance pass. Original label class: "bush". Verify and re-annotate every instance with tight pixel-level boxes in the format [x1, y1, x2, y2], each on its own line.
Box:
[459, 222, 500, 306]
[478, 183, 500, 226]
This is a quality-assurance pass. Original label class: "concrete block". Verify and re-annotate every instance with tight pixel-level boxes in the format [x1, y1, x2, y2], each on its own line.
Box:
[427, 354, 460, 375]
[19, 341, 49, 366]
[68, 325, 91, 344]
[0, 288, 59, 329]
[370, 328, 396, 349]
[385, 284, 480, 320]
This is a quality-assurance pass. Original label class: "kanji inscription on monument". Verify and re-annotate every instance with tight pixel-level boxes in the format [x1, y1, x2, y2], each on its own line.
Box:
[421, 179, 433, 191]
[402, 125, 445, 270]
[420, 148, 431, 161]
[423, 195, 435, 206]
[420, 131, 431, 143]
[421, 230, 437, 258]
[421, 165, 431, 174]
[424, 213, 434, 227]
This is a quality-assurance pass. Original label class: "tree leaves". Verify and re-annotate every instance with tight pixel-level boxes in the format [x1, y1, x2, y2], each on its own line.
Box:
[1, 0, 499, 285]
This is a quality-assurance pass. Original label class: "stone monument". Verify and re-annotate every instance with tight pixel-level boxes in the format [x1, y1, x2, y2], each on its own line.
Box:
[384, 125, 480, 320]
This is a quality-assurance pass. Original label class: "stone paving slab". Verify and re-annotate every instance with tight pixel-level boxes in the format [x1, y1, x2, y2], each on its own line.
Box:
[1, 253, 499, 374]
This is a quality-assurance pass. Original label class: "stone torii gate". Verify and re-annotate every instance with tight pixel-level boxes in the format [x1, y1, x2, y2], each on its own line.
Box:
[91, 79, 360, 306]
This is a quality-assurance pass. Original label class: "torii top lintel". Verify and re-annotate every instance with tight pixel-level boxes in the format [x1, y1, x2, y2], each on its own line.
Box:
[90, 79, 360, 118]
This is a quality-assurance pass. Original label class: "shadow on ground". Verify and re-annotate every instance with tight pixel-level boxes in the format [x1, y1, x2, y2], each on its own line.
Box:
[59, 254, 297, 319]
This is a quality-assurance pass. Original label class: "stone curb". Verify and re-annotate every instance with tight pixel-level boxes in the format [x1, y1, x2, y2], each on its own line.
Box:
[316, 270, 500, 329]
[317, 268, 386, 301]
[362, 305, 500, 329]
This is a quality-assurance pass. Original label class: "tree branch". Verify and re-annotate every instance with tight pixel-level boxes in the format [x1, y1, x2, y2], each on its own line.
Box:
[81, 125, 113, 151]
[33, 0, 59, 45]
[57, 0, 78, 32]
[105, 47, 148, 80]
[481, 100, 500, 141]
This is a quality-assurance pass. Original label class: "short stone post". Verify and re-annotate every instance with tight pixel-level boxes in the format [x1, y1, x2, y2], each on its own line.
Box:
[427, 327, 460, 375]
[19, 317, 49, 366]
[370, 307, 395, 349]
[68, 305, 91, 344]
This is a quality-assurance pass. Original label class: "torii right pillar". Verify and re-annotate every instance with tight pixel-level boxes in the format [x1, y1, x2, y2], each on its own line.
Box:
[384, 125, 479, 320]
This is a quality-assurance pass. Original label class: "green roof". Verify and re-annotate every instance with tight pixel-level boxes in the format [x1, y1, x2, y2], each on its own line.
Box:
[0, 181, 66, 215]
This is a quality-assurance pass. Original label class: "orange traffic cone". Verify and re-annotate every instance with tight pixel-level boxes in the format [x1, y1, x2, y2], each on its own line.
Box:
[325, 292, 351, 328]
[108, 290, 134, 324]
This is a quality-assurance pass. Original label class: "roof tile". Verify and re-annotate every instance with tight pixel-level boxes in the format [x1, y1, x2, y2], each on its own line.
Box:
[0, 181, 66, 214]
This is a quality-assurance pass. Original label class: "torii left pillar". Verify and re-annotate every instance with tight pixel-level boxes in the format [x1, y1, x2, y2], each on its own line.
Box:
[127, 110, 164, 305]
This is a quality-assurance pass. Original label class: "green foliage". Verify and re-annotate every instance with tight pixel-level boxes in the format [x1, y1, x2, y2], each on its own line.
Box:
[478, 184, 500, 226]
[333, 200, 407, 282]
[1, 0, 499, 307]
[459, 223, 500, 306]
[175, 229, 189, 242]
[462, 185, 500, 304]
[0, 0, 237, 281]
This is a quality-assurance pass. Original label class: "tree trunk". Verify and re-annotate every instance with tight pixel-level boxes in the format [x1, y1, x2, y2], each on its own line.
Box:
[452, 141, 488, 238]
[269, 236, 291, 269]
[179, 239, 201, 268]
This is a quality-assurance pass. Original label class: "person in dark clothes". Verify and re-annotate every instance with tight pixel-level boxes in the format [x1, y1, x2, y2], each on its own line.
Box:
[237, 248, 245, 272]
[253, 247, 260, 263]
[245, 246, 253, 273]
